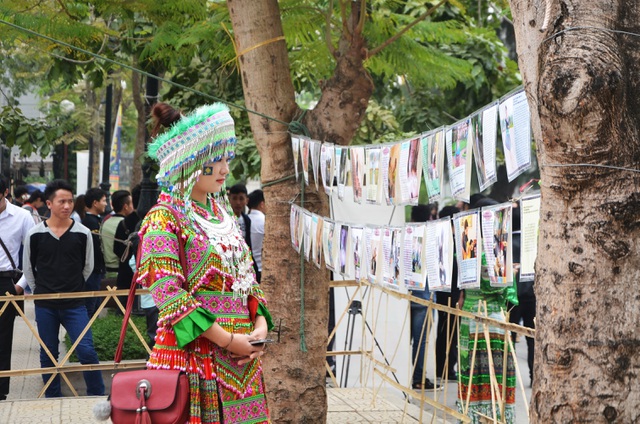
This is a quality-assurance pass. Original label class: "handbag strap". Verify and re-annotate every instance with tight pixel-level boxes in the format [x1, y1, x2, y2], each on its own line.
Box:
[0, 236, 17, 270]
[114, 204, 188, 363]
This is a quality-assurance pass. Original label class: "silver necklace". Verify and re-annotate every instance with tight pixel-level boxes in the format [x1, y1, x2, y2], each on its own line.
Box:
[191, 204, 253, 301]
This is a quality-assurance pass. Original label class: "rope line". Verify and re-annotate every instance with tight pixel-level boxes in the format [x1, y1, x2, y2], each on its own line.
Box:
[261, 173, 297, 188]
[544, 163, 640, 173]
[543, 25, 640, 43]
[298, 174, 307, 352]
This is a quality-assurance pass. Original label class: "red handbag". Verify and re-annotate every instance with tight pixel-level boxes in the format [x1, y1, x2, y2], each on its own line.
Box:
[110, 204, 190, 424]
[110, 369, 189, 424]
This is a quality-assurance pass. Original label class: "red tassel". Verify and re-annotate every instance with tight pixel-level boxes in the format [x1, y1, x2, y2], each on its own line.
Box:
[135, 386, 152, 424]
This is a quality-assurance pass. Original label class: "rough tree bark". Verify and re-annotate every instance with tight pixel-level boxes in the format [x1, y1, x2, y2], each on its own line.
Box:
[508, 1, 640, 422]
[227, 1, 372, 422]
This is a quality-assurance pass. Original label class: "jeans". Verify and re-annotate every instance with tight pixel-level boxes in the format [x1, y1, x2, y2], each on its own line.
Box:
[35, 305, 104, 397]
[509, 297, 536, 380]
[84, 272, 104, 318]
[435, 291, 459, 377]
[410, 305, 428, 385]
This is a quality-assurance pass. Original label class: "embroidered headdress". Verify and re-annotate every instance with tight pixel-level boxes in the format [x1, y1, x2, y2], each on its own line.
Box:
[148, 103, 236, 194]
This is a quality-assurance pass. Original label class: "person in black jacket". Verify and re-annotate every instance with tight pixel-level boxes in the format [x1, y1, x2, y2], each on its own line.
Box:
[22, 179, 104, 397]
[113, 185, 141, 308]
[81, 187, 107, 318]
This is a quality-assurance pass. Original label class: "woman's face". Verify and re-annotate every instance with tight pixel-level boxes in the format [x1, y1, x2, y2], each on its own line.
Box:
[195, 156, 231, 193]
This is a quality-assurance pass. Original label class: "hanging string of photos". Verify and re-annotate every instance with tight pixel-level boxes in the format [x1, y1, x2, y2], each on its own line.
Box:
[291, 87, 532, 204]
[290, 194, 541, 293]
[288, 87, 540, 290]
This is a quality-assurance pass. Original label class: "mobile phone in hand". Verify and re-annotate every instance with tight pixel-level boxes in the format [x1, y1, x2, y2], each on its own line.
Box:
[249, 339, 274, 346]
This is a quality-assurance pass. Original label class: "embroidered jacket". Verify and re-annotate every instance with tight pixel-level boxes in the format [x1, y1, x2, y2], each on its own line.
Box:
[137, 196, 272, 423]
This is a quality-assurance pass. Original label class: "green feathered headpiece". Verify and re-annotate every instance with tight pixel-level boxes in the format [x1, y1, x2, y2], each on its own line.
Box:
[148, 103, 236, 191]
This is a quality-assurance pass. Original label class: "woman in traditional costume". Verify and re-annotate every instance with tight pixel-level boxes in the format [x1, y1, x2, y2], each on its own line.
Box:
[456, 199, 517, 424]
[138, 102, 273, 423]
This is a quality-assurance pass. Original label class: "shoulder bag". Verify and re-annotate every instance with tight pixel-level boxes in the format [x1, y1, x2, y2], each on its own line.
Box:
[110, 204, 190, 424]
[0, 236, 22, 284]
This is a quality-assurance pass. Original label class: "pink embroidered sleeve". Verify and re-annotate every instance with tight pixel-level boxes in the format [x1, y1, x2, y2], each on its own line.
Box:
[137, 208, 200, 328]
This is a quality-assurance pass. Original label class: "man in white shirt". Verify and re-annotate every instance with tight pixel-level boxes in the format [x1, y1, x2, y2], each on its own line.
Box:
[0, 176, 35, 400]
[247, 189, 265, 283]
[228, 184, 252, 248]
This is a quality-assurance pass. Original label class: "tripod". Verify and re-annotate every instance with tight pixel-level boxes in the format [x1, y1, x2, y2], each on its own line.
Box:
[338, 294, 405, 398]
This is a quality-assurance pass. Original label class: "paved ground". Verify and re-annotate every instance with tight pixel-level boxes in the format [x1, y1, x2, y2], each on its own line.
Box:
[0, 301, 533, 423]
[0, 388, 440, 424]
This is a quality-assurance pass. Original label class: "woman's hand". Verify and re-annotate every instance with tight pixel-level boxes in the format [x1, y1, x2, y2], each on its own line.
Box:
[249, 315, 268, 341]
[228, 333, 265, 365]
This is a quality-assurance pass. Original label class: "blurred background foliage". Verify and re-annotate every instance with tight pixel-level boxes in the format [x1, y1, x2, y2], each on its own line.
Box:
[0, 0, 519, 185]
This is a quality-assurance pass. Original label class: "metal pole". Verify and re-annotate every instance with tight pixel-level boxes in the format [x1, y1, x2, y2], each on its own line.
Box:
[100, 83, 113, 213]
[87, 136, 93, 188]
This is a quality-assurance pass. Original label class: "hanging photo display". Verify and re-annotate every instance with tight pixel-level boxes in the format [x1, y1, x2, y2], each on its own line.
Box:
[303, 211, 313, 262]
[387, 144, 401, 205]
[366, 226, 382, 284]
[290, 204, 302, 253]
[289, 86, 534, 208]
[310, 140, 321, 191]
[320, 143, 335, 195]
[380, 145, 392, 205]
[447, 119, 473, 202]
[454, 210, 482, 288]
[421, 129, 445, 203]
[499, 90, 532, 182]
[471, 106, 498, 191]
[365, 146, 382, 205]
[350, 146, 365, 204]
[382, 227, 402, 290]
[351, 226, 365, 281]
[402, 223, 428, 291]
[480, 202, 513, 287]
[288, 86, 541, 289]
[334, 147, 343, 199]
[301, 137, 310, 186]
[311, 214, 324, 269]
[337, 147, 349, 200]
[398, 137, 422, 205]
[291, 136, 300, 182]
[425, 217, 455, 292]
[338, 223, 351, 277]
[520, 193, 541, 282]
[322, 218, 337, 272]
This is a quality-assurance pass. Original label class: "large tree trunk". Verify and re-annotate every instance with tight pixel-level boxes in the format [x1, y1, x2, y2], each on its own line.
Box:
[227, 2, 325, 422]
[509, 1, 640, 421]
[227, 1, 372, 422]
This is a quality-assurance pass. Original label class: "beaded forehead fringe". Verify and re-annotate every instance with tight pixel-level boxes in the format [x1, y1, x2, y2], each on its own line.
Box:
[148, 103, 237, 206]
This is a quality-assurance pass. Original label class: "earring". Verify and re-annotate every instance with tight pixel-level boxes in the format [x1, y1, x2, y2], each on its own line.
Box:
[203, 166, 214, 175]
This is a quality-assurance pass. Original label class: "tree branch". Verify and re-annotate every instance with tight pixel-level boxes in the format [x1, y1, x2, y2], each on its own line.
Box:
[0, 85, 18, 114]
[355, 0, 366, 35]
[325, 0, 337, 58]
[56, 0, 76, 20]
[339, 0, 351, 41]
[367, 0, 448, 58]
[131, 66, 143, 113]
